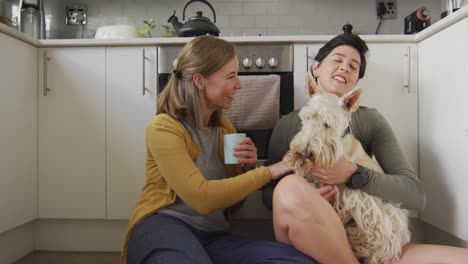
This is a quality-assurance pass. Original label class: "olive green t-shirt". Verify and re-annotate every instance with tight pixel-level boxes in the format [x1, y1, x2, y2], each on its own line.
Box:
[264, 106, 426, 210]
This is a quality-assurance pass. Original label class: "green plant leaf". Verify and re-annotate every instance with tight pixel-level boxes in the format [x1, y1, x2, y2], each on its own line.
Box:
[138, 18, 157, 38]
[161, 24, 176, 36]
[138, 28, 150, 34]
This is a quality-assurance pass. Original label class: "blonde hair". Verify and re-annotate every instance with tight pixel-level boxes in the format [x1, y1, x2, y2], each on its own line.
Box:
[157, 36, 236, 129]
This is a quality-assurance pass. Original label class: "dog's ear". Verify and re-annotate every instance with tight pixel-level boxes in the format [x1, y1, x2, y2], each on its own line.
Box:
[306, 72, 325, 97]
[339, 87, 362, 113]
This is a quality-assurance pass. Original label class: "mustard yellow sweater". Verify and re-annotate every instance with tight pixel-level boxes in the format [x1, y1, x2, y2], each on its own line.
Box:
[121, 113, 271, 263]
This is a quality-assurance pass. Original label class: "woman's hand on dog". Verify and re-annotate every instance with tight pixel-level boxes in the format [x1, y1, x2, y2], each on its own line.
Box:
[266, 161, 294, 181]
[318, 185, 337, 203]
[310, 157, 357, 185]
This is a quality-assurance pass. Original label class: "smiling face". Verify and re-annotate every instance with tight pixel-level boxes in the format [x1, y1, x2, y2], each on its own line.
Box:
[312, 45, 361, 97]
[195, 56, 241, 121]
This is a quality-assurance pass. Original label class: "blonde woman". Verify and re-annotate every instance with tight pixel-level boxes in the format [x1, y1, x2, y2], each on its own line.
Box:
[122, 36, 317, 264]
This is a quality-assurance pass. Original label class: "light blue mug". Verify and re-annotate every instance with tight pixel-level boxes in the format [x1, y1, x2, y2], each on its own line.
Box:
[223, 133, 246, 164]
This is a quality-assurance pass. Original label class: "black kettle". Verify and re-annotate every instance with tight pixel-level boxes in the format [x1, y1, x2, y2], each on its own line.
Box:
[168, 0, 220, 37]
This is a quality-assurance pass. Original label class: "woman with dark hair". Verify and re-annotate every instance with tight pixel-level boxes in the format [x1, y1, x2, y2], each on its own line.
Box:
[122, 35, 318, 264]
[264, 33, 468, 263]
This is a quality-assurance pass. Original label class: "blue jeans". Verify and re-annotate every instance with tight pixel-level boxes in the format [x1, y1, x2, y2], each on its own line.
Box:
[127, 213, 317, 264]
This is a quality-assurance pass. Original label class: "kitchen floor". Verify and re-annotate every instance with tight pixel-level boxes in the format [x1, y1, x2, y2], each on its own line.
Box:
[13, 251, 120, 264]
[10, 220, 274, 264]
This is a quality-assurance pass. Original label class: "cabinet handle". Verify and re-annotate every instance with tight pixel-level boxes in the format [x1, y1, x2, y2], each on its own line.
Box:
[142, 49, 151, 96]
[404, 46, 410, 94]
[43, 51, 51, 96]
[306, 46, 315, 73]
[305, 46, 317, 95]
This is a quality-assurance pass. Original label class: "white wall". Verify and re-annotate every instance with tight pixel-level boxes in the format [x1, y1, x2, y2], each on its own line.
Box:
[44, 0, 442, 39]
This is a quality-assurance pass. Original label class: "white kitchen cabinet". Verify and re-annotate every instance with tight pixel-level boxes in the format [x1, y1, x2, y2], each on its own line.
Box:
[359, 43, 419, 171]
[0, 33, 38, 233]
[106, 47, 157, 219]
[38, 48, 106, 219]
[293, 44, 323, 109]
[294, 43, 419, 170]
[418, 18, 468, 241]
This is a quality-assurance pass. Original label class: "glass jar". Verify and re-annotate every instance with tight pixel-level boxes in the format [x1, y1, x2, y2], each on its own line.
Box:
[20, 6, 41, 38]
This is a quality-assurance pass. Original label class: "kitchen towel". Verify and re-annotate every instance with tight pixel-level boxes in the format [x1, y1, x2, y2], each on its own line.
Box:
[223, 74, 280, 131]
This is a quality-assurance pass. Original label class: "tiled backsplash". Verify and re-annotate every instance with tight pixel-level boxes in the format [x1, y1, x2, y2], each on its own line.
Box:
[3, 0, 441, 39]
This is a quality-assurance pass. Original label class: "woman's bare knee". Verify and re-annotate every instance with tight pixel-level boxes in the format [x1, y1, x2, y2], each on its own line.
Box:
[274, 175, 320, 208]
[273, 174, 325, 222]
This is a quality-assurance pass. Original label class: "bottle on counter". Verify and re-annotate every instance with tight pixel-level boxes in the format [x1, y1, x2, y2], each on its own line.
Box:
[19, 0, 45, 39]
[20, 6, 41, 38]
[441, 0, 463, 18]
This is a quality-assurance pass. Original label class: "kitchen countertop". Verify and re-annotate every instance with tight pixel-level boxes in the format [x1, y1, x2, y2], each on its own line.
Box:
[1, 5, 467, 47]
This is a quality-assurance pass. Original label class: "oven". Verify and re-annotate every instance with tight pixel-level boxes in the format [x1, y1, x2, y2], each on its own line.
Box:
[157, 43, 294, 162]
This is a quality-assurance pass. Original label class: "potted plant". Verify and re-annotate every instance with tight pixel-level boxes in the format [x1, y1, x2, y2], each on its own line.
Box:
[138, 19, 157, 38]
[162, 24, 177, 37]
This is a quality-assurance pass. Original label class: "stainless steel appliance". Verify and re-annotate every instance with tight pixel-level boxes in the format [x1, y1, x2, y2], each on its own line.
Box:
[157, 44, 294, 161]
[19, 0, 45, 39]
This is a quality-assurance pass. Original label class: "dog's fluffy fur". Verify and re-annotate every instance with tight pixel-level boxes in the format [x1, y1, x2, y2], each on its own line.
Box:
[283, 73, 410, 264]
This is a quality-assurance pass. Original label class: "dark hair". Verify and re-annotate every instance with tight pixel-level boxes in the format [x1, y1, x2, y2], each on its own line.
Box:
[313, 34, 369, 79]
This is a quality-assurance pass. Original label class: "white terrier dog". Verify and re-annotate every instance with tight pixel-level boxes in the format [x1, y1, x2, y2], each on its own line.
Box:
[283, 73, 410, 264]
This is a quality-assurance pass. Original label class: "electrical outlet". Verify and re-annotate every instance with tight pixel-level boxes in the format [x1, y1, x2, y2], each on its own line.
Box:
[66, 5, 87, 25]
[375, 0, 397, 19]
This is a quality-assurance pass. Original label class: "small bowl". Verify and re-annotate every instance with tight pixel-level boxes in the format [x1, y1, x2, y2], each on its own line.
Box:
[95, 25, 142, 39]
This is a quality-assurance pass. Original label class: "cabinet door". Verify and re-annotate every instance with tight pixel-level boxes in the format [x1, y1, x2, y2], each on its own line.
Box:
[418, 18, 468, 241]
[359, 43, 419, 171]
[106, 47, 157, 219]
[0, 33, 37, 233]
[38, 48, 106, 219]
